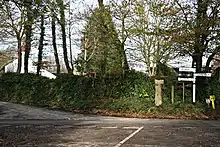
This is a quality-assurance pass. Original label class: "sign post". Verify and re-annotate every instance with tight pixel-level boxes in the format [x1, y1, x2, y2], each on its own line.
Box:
[183, 82, 185, 103]
[193, 82, 196, 103]
[178, 67, 211, 103]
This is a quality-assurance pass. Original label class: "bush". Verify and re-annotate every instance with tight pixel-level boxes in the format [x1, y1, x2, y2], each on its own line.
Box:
[107, 70, 155, 100]
[0, 71, 155, 110]
[0, 73, 52, 106]
[197, 68, 220, 101]
[0, 72, 207, 118]
[209, 77, 220, 101]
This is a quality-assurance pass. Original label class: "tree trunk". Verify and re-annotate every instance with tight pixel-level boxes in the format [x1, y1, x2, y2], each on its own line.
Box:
[52, 15, 60, 74]
[61, 23, 72, 74]
[37, 14, 45, 76]
[193, 0, 208, 73]
[57, 0, 72, 74]
[205, 53, 215, 72]
[194, 52, 203, 101]
[24, 10, 33, 73]
[121, 18, 129, 72]
[192, 54, 196, 68]
[205, 46, 220, 72]
[17, 38, 22, 73]
[98, 0, 104, 7]
[122, 44, 129, 70]
[195, 53, 203, 72]
[68, 3, 74, 72]
[69, 33, 74, 71]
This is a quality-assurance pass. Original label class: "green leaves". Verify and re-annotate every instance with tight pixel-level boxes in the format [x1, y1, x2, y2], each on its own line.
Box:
[35, 0, 41, 5]
[78, 6, 123, 76]
[0, 71, 155, 109]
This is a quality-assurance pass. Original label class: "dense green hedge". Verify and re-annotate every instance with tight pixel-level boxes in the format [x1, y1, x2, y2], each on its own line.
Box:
[0, 71, 211, 117]
[195, 68, 220, 102]
[0, 71, 155, 110]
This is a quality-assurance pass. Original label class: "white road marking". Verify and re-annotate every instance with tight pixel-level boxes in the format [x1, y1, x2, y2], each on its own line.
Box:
[181, 126, 196, 129]
[123, 126, 140, 129]
[153, 126, 163, 128]
[114, 126, 144, 147]
[101, 126, 118, 129]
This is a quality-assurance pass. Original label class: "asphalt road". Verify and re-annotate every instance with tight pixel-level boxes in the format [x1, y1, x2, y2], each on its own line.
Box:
[0, 101, 220, 147]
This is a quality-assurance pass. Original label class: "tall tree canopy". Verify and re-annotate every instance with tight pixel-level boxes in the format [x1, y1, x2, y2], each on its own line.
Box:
[77, 0, 123, 76]
[173, 0, 220, 72]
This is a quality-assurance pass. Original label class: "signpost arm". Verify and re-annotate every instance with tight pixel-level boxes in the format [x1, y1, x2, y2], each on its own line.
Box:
[178, 67, 211, 104]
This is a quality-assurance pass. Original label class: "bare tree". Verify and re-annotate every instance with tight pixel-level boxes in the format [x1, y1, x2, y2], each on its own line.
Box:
[128, 0, 176, 76]
[0, 1, 26, 73]
[37, 11, 45, 76]
[56, 0, 72, 74]
[50, 0, 61, 74]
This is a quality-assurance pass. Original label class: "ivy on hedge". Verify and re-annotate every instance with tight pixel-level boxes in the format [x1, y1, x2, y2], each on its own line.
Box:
[0, 71, 155, 110]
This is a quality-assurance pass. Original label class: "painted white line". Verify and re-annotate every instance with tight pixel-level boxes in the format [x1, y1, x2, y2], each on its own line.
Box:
[101, 126, 118, 129]
[181, 126, 196, 129]
[114, 126, 144, 147]
[153, 126, 163, 128]
[123, 126, 140, 129]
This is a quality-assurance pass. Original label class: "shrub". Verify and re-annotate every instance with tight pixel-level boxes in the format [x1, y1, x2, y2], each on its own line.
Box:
[0, 72, 206, 117]
[0, 71, 155, 110]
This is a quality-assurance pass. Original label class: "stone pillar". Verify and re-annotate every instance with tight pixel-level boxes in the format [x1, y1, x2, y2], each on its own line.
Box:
[155, 79, 164, 106]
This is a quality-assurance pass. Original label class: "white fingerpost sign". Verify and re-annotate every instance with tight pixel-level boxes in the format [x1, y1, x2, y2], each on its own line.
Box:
[178, 67, 211, 103]
[179, 67, 196, 73]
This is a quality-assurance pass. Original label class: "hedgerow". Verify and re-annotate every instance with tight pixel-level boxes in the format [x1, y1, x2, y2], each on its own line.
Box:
[0, 71, 211, 118]
[0, 71, 155, 110]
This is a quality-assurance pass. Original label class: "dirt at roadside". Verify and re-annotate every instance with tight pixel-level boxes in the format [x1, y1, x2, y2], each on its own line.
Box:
[71, 108, 220, 120]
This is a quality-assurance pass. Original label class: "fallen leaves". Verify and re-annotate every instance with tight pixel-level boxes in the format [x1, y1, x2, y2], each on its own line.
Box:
[71, 108, 218, 120]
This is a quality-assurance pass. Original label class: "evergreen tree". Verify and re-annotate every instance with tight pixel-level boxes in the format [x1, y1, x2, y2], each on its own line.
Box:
[78, 2, 123, 76]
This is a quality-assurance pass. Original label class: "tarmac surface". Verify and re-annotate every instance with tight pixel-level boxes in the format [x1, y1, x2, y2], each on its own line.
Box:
[0, 101, 220, 147]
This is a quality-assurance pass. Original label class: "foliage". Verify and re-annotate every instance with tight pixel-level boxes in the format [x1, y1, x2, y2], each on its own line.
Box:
[127, 0, 177, 77]
[172, 0, 220, 72]
[156, 62, 178, 100]
[201, 68, 220, 101]
[147, 102, 206, 116]
[77, 5, 123, 76]
[0, 73, 210, 118]
[0, 72, 154, 109]
[1, 0, 219, 118]
[211, 68, 220, 100]
[193, 68, 220, 102]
